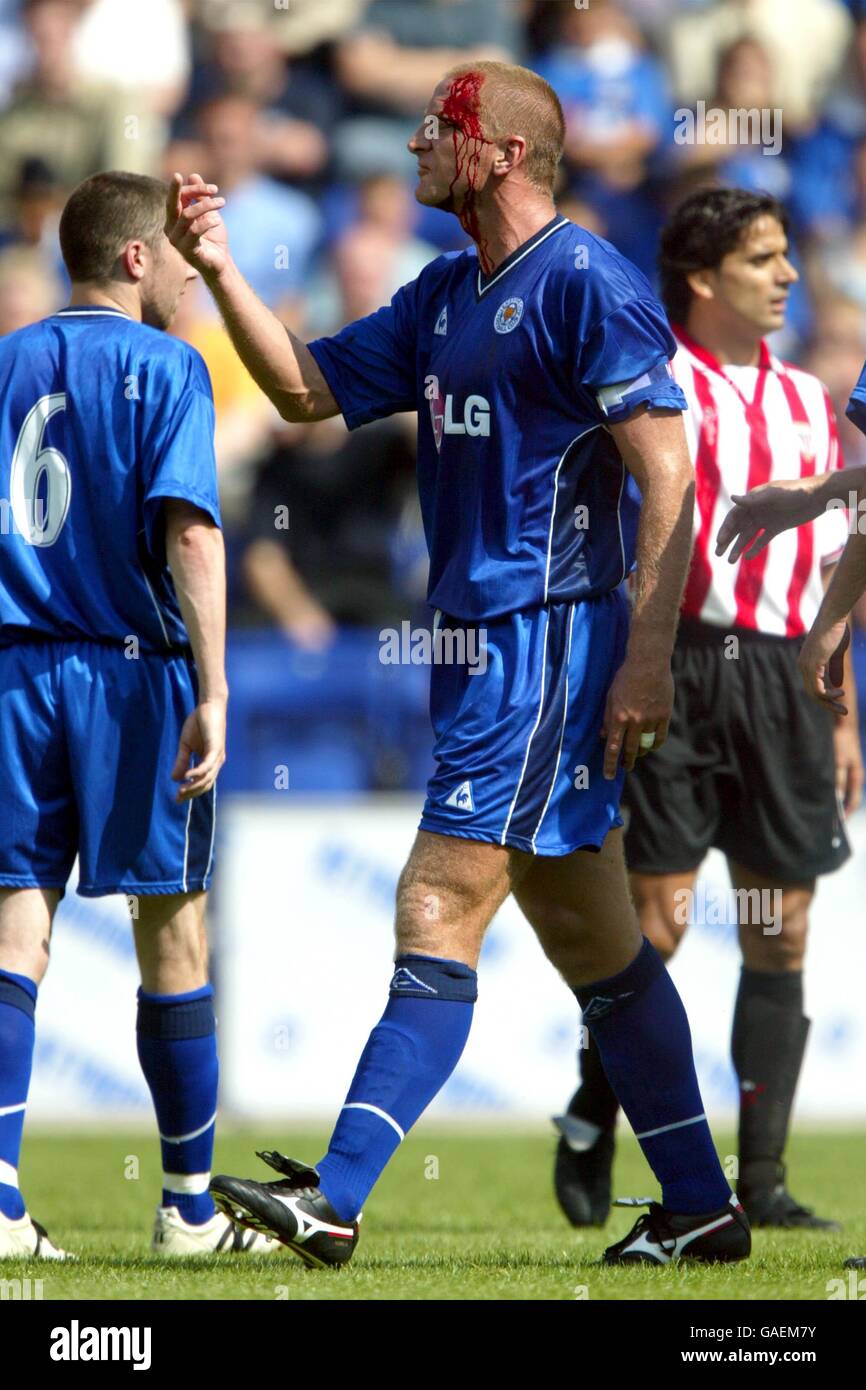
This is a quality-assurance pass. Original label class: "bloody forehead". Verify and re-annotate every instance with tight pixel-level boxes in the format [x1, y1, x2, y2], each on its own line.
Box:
[439, 70, 486, 139]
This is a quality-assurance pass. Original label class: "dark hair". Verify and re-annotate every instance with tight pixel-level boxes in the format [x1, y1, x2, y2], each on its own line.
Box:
[59, 171, 167, 284]
[658, 187, 790, 324]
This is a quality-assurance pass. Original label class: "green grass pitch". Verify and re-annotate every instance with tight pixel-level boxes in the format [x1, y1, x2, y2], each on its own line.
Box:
[4, 1127, 864, 1301]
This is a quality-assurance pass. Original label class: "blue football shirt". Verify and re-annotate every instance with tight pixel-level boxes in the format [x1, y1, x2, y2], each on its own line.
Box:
[308, 215, 686, 620]
[0, 305, 220, 652]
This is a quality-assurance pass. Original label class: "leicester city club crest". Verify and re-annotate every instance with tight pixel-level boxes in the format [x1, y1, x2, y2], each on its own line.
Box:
[428, 378, 445, 452]
[494, 296, 524, 334]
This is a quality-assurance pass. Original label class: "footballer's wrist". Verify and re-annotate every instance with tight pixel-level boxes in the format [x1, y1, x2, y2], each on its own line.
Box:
[199, 686, 228, 707]
[625, 624, 676, 665]
[202, 254, 238, 293]
[813, 471, 842, 513]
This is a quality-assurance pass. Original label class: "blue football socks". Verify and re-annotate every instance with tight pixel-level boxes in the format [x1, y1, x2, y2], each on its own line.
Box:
[574, 938, 731, 1214]
[136, 984, 219, 1226]
[317, 955, 477, 1221]
[0, 970, 37, 1221]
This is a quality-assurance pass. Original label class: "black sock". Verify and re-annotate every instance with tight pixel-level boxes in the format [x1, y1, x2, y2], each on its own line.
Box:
[568, 1029, 620, 1132]
[731, 968, 809, 1196]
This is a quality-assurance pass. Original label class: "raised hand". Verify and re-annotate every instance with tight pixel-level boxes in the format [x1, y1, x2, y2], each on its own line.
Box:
[165, 171, 229, 279]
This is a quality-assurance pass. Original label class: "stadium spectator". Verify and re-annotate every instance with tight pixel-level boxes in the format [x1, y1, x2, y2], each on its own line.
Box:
[242, 412, 422, 648]
[236, 167, 431, 639]
[848, 0, 866, 92]
[534, 0, 670, 191]
[333, 0, 519, 178]
[235, 0, 365, 56]
[667, 0, 854, 135]
[174, 2, 334, 186]
[0, 0, 159, 226]
[0, 0, 31, 107]
[0, 156, 65, 278]
[532, 0, 670, 279]
[0, 244, 61, 333]
[555, 191, 608, 241]
[241, 185, 430, 643]
[673, 38, 791, 199]
[71, 0, 191, 117]
[804, 296, 866, 467]
[616, 0, 718, 38]
[194, 94, 322, 317]
[810, 140, 866, 311]
[305, 177, 440, 336]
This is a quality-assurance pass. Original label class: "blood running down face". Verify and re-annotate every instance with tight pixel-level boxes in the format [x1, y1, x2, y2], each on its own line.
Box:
[409, 69, 497, 274]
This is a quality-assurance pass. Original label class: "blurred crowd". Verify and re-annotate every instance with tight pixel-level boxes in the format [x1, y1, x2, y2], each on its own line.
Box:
[4, 0, 866, 645]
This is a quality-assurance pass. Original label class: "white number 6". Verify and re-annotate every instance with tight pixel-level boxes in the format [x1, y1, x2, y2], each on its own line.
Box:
[10, 393, 70, 547]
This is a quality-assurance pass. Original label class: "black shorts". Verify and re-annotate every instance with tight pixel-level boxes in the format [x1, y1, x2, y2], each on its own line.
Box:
[623, 619, 851, 882]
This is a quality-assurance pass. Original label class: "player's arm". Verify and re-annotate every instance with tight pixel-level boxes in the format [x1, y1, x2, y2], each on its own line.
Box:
[715, 467, 866, 563]
[165, 174, 339, 423]
[799, 516, 866, 715]
[821, 560, 863, 814]
[164, 498, 227, 803]
[719, 378, 866, 560]
[243, 539, 336, 651]
[603, 405, 695, 777]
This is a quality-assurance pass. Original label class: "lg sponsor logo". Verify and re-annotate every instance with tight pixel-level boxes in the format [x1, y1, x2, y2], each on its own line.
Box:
[425, 375, 490, 452]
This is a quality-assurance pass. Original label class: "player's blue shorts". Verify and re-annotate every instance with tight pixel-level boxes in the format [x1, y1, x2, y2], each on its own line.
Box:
[0, 639, 215, 897]
[419, 591, 629, 856]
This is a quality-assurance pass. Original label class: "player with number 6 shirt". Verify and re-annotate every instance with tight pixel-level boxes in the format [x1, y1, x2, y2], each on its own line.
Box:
[0, 170, 278, 1260]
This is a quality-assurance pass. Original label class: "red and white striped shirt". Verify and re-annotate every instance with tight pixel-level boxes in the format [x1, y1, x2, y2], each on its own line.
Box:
[673, 326, 847, 638]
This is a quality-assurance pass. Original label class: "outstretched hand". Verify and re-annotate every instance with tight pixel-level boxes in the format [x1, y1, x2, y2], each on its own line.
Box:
[715, 477, 827, 564]
[165, 172, 229, 278]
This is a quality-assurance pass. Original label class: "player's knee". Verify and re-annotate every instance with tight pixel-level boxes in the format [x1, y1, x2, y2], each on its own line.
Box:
[742, 923, 808, 971]
[634, 894, 685, 962]
[0, 932, 52, 985]
[133, 895, 209, 992]
[740, 892, 810, 971]
[395, 855, 486, 930]
[395, 867, 494, 965]
[646, 928, 679, 963]
[396, 862, 440, 921]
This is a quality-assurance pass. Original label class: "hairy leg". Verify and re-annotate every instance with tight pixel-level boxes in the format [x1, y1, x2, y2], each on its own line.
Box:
[394, 828, 531, 966]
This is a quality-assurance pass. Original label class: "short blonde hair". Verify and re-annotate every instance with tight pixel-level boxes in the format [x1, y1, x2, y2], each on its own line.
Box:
[441, 60, 565, 194]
